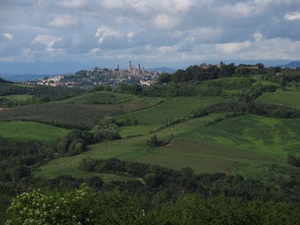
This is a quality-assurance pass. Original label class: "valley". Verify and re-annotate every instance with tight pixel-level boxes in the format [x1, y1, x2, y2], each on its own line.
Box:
[1, 63, 300, 224]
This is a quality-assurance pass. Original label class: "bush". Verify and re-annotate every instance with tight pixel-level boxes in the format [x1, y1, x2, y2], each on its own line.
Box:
[288, 154, 300, 167]
[146, 134, 164, 148]
[5, 186, 300, 225]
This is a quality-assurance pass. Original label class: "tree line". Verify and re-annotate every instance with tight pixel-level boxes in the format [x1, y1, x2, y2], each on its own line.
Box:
[77, 158, 300, 209]
[0, 83, 84, 107]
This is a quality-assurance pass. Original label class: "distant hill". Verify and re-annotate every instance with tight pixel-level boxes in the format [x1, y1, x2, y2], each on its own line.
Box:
[0, 73, 60, 82]
[0, 77, 11, 83]
[152, 67, 177, 74]
[277, 61, 300, 68]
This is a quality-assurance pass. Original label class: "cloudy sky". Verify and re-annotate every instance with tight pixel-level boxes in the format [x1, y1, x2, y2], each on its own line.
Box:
[1, 0, 300, 74]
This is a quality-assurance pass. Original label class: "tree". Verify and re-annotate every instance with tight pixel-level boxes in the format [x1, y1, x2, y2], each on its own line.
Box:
[128, 83, 142, 95]
[89, 176, 104, 189]
[218, 63, 236, 78]
[157, 73, 172, 84]
[287, 154, 300, 167]
[15, 165, 31, 180]
[256, 63, 265, 71]
[181, 166, 194, 178]
[146, 134, 163, 148]
[115, 83, 128, 93]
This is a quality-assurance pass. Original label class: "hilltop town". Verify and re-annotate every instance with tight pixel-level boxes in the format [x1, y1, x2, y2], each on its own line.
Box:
[17, 60, 298, 89]
[35, 61, 162, 88]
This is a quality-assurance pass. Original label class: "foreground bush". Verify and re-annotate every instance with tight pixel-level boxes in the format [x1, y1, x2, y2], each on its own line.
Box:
[5, 184, 142, 225]
[5, 184, 300, 225]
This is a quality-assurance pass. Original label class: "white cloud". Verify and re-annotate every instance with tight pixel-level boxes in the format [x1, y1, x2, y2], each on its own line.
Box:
[1, 0, 300, 69]
[127, 32, 134, 39]
[238, 38, 300, 61]
[45, 14, 82, 28]
[154, 14, 180, 30]
[213, 1, 271, 18]
[99, 0, 126, 9]
[31, 35, 60, 52]
[56, 0, 88, 9]
[91, 48, 100, 54]
[3, 33, 13, 41]
[192, 27, 223, 43]
[95, 26, 123, 43]
[172, 0, 195, 12]
[253, 32, 263, 41]
[216, 41, 251, 55]
[284, 11, 300, 21]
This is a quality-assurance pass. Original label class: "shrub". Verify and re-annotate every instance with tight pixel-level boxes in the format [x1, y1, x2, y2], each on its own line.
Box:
[146, 134, 164, 148]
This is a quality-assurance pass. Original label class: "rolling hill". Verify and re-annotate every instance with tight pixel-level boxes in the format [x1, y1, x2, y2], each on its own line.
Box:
[3, 63, 300, 225]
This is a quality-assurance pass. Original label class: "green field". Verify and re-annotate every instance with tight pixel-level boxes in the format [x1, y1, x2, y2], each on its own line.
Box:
[34, 166, 140, 183]
[116, 96, 229, 125]
[58, 91, 138, 104]
[257, 90, 300, 110]
[12, 83, 36, 88]
[37, 113, 300, 179]
[119, 124, 159, 138]
[223, 89, 242, 95]
[0, 121, 69, 142]
[253, 80, 280, 86]
[2, 94, 34, 100]
[0, 103, 120, 128]
[58, 91, 162, 106]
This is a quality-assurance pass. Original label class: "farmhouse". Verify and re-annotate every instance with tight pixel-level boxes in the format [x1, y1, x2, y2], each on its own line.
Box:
[244, 65, 259, 70]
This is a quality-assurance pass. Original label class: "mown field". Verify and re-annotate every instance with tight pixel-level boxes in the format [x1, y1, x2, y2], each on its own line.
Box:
[0, 103, 120, 128]
[119, 124, 159, 138]
[58, 91, 163, 106]
[3, 92, 296, 181]
[58, 91, 139, 104]
[12, 83, 36, 88]
[37, 113, 299, 180]
[116, 96, 230, 125]
[256, 90, 300, 110]
[0, 121, 69, 142]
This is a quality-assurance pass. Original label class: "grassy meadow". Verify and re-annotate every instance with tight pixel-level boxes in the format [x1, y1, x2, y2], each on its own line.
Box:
[58, 91, 163, 106]
[2, 94, 33, 100]
[2, 89, 297, 182]
[119, 124, 159, 138]
[58, 91, 139, 104]
[37, 113, 299, 180]
[257, 90, 300, 110]
[0, 121, 69, 142]
[116, 96, 230, 125]
[12, 83, 36, 88]
[0, 103, 120, 128]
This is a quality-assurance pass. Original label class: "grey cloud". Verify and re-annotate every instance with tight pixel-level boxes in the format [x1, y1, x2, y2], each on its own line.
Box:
[97, 36, 129, 49]
[1, 0, 300, 66]
[67, 36, 98, 54]
[177, 39, 194, 52]
[29, 41, 46, 51]
[52, 35, 98, 54]
[42, 14, 83, 29]
[0, 0, 36, 6]
[130, 30, 180, 47]
[0, 40, 25, 57]
[0, 35, 9, 42]
[52, 36, 73, 49]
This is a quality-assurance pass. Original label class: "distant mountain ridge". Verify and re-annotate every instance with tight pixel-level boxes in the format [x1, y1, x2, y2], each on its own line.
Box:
[152, 67, 177, 74]
[0, 73, 61, 82]
[0, 77, 11, 83]
[277, 61, 300, 68]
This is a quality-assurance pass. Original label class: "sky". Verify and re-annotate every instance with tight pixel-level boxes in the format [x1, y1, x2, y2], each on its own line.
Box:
[1, 0, 300, 74]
